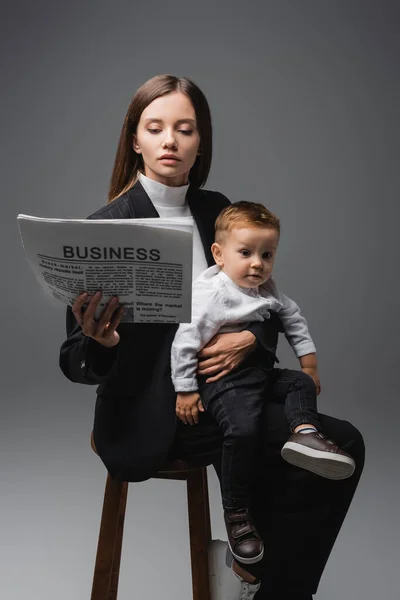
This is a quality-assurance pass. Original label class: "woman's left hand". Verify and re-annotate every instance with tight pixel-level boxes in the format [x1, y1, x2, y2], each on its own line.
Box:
[196, 330, 257, 383]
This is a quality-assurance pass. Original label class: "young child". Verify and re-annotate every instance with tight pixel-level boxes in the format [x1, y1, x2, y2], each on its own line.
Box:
[170, 201, 355, 566]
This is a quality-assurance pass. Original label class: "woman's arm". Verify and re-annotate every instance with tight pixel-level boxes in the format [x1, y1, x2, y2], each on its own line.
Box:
[59, 200, 133, 385]
[196, 329, 257, 382]
[196, 314, 283, 382]
[59, 293, 123, 385]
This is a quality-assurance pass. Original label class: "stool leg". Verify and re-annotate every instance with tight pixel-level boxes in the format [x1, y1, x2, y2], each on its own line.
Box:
[91, 474, 128, 600]
[108, 479, 128, 600]
[187, 467, 212, 600]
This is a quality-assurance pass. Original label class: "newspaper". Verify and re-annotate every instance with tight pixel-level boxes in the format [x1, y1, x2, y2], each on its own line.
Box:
[17, 214, 194, 323]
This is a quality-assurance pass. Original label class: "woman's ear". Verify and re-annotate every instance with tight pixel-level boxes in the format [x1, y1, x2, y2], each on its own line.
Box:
[211, 242, 224, 267]
[132, 134, 142, 154]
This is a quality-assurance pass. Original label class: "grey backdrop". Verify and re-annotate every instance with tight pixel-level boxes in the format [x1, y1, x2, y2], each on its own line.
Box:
[1, 1, 399, 598]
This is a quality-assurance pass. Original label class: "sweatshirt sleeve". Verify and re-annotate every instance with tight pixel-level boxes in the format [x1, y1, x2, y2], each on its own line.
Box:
[171, 285, 226, 392]
[275, 290, 316, 358]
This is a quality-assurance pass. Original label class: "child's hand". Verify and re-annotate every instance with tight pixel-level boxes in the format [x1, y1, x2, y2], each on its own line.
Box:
[302, 367, 321, 396]
[176, 392, 204, 425]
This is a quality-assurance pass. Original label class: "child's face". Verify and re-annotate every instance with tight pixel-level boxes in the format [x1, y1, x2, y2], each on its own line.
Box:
[211, 226, 279, 288]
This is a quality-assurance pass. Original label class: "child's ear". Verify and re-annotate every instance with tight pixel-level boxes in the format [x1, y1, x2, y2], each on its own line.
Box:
[211, 242, 224, 267]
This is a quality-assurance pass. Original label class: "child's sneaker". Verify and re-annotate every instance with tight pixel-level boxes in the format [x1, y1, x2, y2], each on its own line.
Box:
[281, 431, 355, 479]
[224, 509, 264, 564]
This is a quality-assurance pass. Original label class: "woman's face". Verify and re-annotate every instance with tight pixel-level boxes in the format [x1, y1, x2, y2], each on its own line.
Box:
[133, 91, 201, 187]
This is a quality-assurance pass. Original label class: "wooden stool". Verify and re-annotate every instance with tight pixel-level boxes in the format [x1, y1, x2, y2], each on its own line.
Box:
[89, 433, 212, 600]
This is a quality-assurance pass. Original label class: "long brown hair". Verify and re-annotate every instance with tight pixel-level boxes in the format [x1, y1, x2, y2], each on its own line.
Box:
[107, 75, 213, 203]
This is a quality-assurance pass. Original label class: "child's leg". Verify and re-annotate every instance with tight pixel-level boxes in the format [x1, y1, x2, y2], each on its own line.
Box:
[268, 368, 356, 480]
[280, 367, 321, 433]
[198, 364, 267, 564]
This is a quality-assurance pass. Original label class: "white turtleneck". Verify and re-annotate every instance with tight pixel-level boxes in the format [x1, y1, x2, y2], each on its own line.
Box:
[138, 172, 208, 281]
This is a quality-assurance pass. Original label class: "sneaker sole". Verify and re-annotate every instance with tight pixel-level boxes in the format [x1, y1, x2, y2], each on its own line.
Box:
[281, 442, 355, 480]
[227, 539, 264, 565]
[208, 540, 241, 600]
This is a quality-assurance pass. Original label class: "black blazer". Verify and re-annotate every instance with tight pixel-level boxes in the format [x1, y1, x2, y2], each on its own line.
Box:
[59, 181, 282, 482]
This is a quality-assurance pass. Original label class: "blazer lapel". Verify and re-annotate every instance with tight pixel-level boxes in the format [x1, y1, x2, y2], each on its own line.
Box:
[187, 186, 215, 267]
[126, 180, 216, 267]
[126, 180, 160, 218]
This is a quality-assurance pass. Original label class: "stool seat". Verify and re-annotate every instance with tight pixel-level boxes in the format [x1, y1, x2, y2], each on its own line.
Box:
[158, 458, 197, 472]
[89, 432, 212, 600]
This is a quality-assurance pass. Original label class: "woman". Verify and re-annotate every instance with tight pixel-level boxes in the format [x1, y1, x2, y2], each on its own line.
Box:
[59, 74, 365, 600]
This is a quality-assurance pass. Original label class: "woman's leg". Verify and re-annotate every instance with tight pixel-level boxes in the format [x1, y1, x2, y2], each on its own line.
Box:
[171, 367, 365, 597]
[244, 399, 365, 598]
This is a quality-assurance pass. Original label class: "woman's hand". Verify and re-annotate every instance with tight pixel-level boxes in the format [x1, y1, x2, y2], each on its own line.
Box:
[176, 392, 205, 425]
[72, 291, 124, 348]
[196, 331, 257, 383]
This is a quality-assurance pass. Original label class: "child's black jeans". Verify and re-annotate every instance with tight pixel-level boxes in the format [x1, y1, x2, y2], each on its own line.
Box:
[198, 350, 321, 510]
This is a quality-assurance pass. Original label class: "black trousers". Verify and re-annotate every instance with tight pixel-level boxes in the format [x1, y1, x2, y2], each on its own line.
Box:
[198, 360, 321, 510]
[169, 376, 365, 598]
